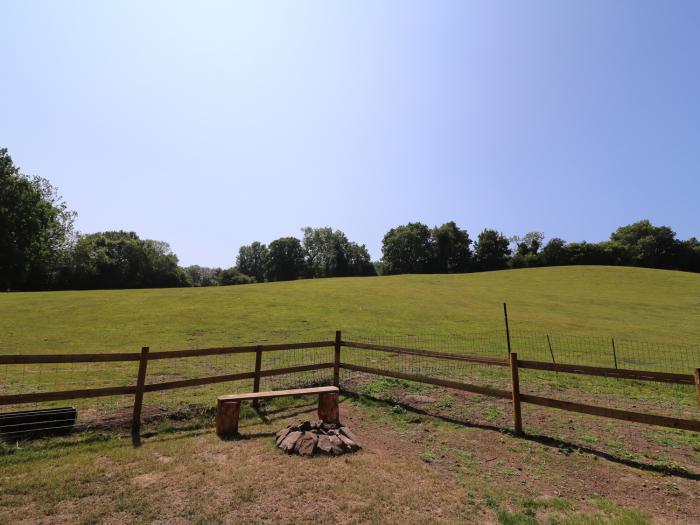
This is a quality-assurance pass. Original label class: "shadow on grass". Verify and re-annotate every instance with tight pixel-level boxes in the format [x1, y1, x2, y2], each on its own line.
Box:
[340, 388, 700, 481]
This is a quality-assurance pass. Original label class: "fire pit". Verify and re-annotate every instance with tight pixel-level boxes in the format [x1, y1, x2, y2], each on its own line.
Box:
[275, 420, 361, 456]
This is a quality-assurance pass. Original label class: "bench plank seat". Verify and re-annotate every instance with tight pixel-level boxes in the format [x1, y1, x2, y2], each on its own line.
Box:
[218, 386, 339, 403]
[215, 386, 340, 437]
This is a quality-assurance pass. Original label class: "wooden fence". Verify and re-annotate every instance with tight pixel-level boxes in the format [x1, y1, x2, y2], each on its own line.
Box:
[1, 331, 699, 442]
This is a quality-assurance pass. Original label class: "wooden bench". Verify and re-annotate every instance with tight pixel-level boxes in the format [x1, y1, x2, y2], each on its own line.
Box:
[215, 386, 340, 437]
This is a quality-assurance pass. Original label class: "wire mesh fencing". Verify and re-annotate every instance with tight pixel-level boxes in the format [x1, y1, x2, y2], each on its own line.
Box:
[339, 332, 700, 425]
[1, 330, 698, 442]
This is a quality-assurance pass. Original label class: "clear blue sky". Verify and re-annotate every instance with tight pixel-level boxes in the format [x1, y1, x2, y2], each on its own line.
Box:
[2, 1, 698, 267]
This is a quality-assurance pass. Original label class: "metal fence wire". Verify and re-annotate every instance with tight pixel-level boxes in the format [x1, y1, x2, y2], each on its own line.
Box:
[1, 331, 698, 441]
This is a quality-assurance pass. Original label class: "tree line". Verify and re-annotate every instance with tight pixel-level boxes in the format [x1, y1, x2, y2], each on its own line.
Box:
[2, 147, 699, 291]
[378, 221, 700, 274]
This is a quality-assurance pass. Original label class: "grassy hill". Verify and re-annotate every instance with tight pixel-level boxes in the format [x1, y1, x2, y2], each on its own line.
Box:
[2, 267, 699, 525]
[1, 265, 699, 355]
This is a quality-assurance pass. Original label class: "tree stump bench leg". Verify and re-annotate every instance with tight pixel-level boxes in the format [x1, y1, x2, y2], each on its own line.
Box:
[216, 400, 241, 437]
[318, 392, 339, 425]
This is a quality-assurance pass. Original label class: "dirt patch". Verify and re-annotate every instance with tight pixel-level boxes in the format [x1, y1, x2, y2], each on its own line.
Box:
[2, 394, 698, 524]
[78, 404, 171, 432]
[154, 453, 174, 464]
[131, 472, 163, 488]
[342, 377, 700, 523]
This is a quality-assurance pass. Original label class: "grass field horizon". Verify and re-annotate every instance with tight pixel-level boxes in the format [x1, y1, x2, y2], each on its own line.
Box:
[1, 266, 699, 356]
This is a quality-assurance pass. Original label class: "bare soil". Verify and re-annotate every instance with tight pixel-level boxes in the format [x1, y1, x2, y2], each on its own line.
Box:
[1, 390, 698, 524]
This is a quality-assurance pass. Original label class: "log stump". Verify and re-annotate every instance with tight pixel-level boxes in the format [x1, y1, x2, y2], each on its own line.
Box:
[317, 392, 339, 425]
[216, 399, 241, 437]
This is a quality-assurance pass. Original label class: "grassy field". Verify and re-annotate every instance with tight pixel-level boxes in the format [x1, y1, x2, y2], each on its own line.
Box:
[1, 266, 699, 355]
[1, 265, 699, 417]
[2, 266, 700, 524]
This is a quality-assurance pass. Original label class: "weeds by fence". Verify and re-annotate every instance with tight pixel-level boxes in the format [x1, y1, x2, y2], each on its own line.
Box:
[1, 331, 699, 444]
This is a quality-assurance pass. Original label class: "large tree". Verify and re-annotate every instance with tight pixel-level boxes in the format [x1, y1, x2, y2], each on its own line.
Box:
[236, 241, 268, 282]
[220, 267, 255, 285]
[540, 238, 568, 266]
[302, 227, 347, 278]
[474, 229, 511, 271]
[431, 221, 472, 273]
[301, 227, 376, 278]
[609, 220, 679, 269]
[0, 148, 75, 290]
[345, 241, 376, 276]
[510, 231, 544, 268]
[265, 237, 307, 281]
[184, 265, 223, 286]
[381, 222, 434, 274]
[63, 231, 190, 289]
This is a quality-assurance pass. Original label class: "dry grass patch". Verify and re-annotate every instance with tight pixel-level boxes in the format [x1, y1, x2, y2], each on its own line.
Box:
[1, 396, 697, 524]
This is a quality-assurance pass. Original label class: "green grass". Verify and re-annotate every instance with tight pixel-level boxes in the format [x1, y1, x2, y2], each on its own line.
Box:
[1, 266, 699, 355]
[1, 267, 696, 523]
[1, 266, 698, 416]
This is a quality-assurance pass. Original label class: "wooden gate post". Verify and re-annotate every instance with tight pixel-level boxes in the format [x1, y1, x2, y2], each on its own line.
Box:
[509, 352, 523, 436]
[131, 346, 150, 445]
[333, 330, 341, 387]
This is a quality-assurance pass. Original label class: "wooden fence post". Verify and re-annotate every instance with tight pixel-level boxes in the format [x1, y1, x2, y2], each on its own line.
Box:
[546, 335, 556, 365]
[131, 346, 149, 444]
[504, 303, 512, 356]
[611, 338, 618, 369]
[509, 352, 523, 436]
[252, 346, 262, 408]
[694, 368, 700, 410]
[333, 330, 341, 387]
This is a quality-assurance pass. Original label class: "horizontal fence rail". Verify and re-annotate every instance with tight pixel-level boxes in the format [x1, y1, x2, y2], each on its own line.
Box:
[517, 360, 695, 385]
[519, 393, 700, 432]
[340, 363, 512, 399]
[0, 363, 335, 406]
[1, 332, 699, 444]
[338, 339, 700, 435]
[341, 340, 509, 367]
[0, 340, 336, 365]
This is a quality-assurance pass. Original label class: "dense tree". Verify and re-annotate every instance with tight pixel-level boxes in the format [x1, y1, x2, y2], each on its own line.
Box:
[514, 232, 544, 257]
[511, 232, 544, 268]
[61, 231, 190, 289]
[609, 220, 678, 269]
[220, 267, 255, 285]
[302, 227, 347, 278]
[301, 227, 375, 278]
[4, 148, 700, 292]
[381, 222, 434, 274]
[474, 229, 511, 271]
[345, 241, 376, 276]
[236, 241, 268, 282]
[0, 148, 75, 290]
[431, 221, 472, 273]
[540, 238, 568, 266]
[184, 265, 223, 287]
[266, 237, 307, 281]
[677, 237, 700, 272]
